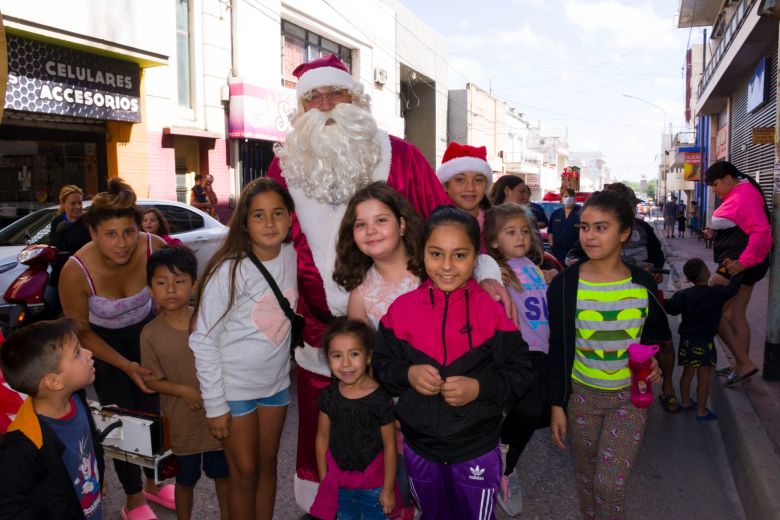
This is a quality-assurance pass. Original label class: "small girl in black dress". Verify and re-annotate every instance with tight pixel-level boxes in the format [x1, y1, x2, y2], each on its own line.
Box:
[311, 318, 398, 520]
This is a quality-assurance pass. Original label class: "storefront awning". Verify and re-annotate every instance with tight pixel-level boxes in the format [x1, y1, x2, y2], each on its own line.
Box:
[163, 127, 220, 139]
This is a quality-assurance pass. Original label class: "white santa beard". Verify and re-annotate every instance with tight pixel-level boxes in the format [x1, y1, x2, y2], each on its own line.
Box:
[277, 104, 381, 205]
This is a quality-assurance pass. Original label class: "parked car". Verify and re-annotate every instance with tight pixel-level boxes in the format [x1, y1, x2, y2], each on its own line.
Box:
[0, 200, 227, 334]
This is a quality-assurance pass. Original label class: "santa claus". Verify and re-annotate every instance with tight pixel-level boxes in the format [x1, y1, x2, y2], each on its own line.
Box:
[267, 54, 508, 512]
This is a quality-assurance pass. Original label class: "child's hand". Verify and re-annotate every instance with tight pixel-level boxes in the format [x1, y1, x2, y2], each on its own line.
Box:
[207, 412, 232, 440]
[542, 269, 557, 283]
[648, 357, 661, 384]
[441, 376, 479, 406]
[550, 406, 567, 450]
[408, 365, 443, 396]
[379, 486, 396, 515]
[702, 227, 713, 239]
[181, 386, 204, 411]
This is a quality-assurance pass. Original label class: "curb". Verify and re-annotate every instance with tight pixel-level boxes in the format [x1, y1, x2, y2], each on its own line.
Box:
[653, 217, 780, 519]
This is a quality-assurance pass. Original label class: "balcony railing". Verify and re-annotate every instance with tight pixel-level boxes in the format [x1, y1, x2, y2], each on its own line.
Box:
[698, 0, 756, 97]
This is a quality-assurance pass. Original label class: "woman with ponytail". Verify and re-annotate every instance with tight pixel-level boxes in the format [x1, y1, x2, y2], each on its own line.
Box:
[703, 160, 771, 386]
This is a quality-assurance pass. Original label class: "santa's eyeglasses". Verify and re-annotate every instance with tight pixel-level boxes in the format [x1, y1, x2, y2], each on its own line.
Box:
[303, 89, 351, 105]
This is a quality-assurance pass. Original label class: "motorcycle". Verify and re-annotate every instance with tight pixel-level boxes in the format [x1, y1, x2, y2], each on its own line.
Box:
[0, 244, 58, 334]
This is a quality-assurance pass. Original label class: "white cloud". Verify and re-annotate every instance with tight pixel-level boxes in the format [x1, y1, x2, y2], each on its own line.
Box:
[562, 0, 679, 51]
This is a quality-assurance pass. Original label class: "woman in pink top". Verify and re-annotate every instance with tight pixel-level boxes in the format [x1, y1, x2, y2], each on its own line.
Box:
[703, 161, 771, 385]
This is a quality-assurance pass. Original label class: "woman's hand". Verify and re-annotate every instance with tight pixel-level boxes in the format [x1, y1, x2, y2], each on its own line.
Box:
[723, 259, 745, 275]
[379, 487, 396, 515]
[441, 376, 479, 407]
[702, 227, 713, 240]
[208, 412, 232, 440]
[124, 362, 154, 394]
[550, 406, 567, 450]
[408, 365, 443, 396]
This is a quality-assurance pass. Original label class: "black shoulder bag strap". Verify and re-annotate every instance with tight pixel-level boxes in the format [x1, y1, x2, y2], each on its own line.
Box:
[247, 251, 296, 323]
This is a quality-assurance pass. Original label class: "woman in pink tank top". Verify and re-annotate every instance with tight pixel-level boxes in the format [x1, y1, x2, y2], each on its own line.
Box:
[59, 178, 169, 519]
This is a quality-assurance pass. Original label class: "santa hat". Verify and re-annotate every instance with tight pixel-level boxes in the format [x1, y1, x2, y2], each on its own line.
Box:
[293, 55, 357, 99]
[437, 142, 492, 187]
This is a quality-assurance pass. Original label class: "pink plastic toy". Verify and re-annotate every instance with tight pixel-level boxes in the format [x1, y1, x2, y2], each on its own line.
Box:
[627, 343, 659, 409]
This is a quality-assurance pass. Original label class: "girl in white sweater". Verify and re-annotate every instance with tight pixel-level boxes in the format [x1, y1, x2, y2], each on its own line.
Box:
[190, 178, 297, 520]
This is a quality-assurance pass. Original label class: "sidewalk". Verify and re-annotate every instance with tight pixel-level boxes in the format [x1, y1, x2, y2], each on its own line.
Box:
[650, 215, 780, 520]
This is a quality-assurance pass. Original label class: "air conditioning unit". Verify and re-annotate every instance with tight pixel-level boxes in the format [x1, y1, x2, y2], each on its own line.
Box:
[374, 67, 388, 85]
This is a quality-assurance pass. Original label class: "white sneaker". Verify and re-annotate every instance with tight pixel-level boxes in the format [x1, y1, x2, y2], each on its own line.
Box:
[497, 473, 523, 517]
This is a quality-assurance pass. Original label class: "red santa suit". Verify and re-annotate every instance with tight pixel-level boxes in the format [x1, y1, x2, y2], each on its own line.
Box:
[268, 129, 451, 510]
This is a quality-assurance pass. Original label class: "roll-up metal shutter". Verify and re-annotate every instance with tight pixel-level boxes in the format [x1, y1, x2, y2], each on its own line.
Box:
[730, 44, 777, 211]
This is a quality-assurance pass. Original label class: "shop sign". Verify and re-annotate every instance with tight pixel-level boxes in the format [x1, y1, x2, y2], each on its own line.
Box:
[716, 126, 729, 159]
[752, 127, 775, 144]
[4, 35, 141, 122]
[682, 151, 701, 181]
[229, 80, 296, 141]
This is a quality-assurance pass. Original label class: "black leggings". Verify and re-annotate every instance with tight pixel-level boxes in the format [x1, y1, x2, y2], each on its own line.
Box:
[501, 352, 550, 476]
[92, 315, 159, 496]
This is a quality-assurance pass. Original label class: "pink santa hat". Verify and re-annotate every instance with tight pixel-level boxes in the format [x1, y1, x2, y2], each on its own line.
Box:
[293, 55, 357, 99]
[437, 142, 493, 188]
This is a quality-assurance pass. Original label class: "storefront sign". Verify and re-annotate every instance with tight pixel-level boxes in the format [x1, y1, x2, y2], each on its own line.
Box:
[229, 80, 296, 141]
[748, 58, 768, 113]
[682, 151, 701, 181]
[4, 35, 141, 122]
[752, 127, 775, 144]
[716, 126, 729, 159]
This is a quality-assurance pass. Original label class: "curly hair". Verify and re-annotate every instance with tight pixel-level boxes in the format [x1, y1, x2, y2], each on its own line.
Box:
[483, 203, 544, 291]
[333, 182, 423, 291]
[83, 178, 141, 229]
[322, 317, 375, 358]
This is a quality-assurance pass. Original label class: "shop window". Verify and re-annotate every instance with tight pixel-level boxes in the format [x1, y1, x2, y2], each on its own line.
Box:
[281, 21, 353, 89]
[176, 0, 192, 108]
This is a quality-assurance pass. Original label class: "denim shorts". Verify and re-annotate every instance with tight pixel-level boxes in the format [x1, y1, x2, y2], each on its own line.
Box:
[226, 387, 290, 417]
[177, 450, 229, 486]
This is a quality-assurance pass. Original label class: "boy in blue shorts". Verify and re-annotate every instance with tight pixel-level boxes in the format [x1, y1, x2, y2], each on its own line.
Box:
[140, 247, 229, 520]
[0, 318, 104, 519]
[665, 258, 740, 420]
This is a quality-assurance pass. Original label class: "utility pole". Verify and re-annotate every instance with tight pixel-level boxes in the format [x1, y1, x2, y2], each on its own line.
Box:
[764, 21, 780, 381]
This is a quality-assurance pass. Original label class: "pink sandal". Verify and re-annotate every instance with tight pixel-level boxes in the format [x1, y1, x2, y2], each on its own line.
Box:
[143, 483, 176, 510]
[120, 504, 157, 520]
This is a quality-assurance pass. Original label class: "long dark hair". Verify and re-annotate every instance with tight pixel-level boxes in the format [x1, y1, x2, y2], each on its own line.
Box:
[705, 160, 770, 220]
[489, 175, 524, 205]
[192, 177, 294, 331]
[483, 203, 544, 291]
[333, 182, 423, 291]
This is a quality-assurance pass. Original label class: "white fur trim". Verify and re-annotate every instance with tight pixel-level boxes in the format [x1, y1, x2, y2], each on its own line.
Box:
[296, 67, 356, 98]
[474, 253, 502, 282]
[437, 156, 492, 186]
[284, 130, 392, 317]
[294, 343, 332, 378]
[294, 473, 319, 513]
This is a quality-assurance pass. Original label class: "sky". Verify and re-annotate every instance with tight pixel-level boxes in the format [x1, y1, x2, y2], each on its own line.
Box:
[400, 0, 703, 182]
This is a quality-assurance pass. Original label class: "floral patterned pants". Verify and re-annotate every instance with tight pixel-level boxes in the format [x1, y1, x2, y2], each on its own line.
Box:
[568, 382, 647, 520]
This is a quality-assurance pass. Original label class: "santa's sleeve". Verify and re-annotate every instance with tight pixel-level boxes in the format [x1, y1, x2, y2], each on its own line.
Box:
[389, 139, 451, 218]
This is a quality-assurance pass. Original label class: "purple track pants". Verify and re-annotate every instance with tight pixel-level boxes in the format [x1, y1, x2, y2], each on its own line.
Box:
[403, 442, 501, 520]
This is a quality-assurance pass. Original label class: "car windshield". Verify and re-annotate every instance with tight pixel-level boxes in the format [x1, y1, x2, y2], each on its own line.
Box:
[0, 209, 58, 246]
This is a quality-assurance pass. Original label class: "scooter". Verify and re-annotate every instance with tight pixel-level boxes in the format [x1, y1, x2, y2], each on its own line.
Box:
[0, 244, 58, 333]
